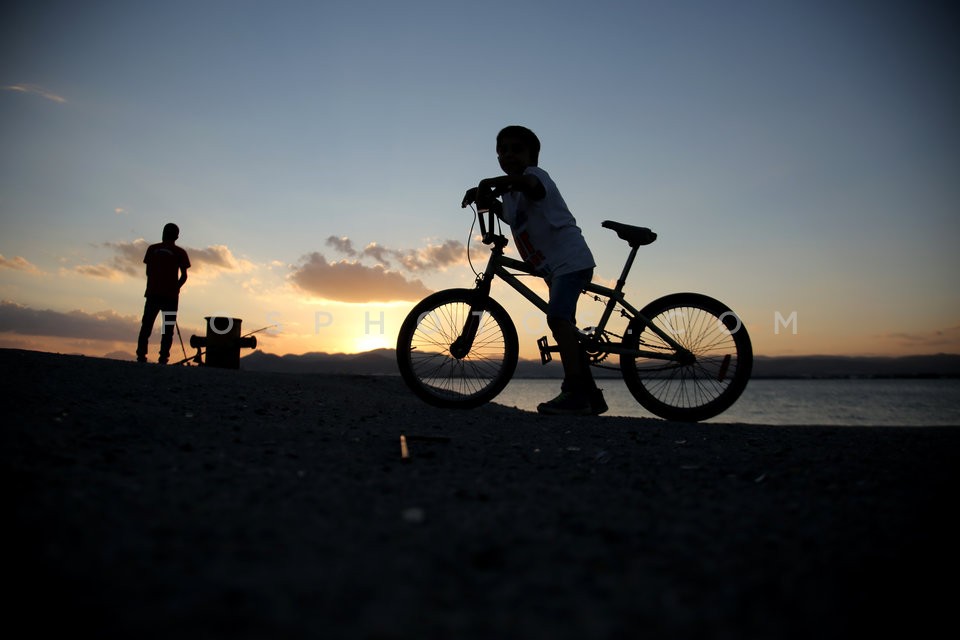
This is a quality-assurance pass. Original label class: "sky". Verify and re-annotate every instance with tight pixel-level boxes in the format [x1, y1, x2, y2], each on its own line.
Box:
[1, 0, 958, 361]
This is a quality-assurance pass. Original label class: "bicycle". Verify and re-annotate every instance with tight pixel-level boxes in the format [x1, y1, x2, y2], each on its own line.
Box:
[396, 205, 753, 422]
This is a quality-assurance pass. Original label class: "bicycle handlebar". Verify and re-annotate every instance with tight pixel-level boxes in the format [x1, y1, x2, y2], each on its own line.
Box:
[477, 208, 497, 244]
[462, 185, 509, 244]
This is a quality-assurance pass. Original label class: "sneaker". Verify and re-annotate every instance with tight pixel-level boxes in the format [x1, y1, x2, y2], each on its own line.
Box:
[136, 356, 147, 364]
[537, 391, 593, 416]
[591, 388, 608, 416]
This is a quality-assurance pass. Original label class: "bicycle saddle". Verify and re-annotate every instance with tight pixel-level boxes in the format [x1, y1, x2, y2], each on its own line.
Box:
[602, 221, 657, 247]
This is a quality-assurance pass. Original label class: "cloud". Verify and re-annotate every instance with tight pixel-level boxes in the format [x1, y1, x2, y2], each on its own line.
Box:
[361, 242, 393, 265]
[188, 244, 254, 271]
[75, 239, 148, 278]
[885, 325, 960, 351]
[325, 236, 356, 256]
[2, 84, 66, 103]
[326, 236, 467, 272]
[289, 253, 431, 303]
[393, 240, 466, 271]
[0, 254, 42, 274]
[74, 240, 254, 280]
[74, 264, 127, 280]
[0, 300, 139, 340]
[301, 236, 467, 302]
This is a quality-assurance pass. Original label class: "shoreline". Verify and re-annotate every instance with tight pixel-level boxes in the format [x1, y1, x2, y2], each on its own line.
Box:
[6, 348, 959, 638]
[494, 377, 960, 428]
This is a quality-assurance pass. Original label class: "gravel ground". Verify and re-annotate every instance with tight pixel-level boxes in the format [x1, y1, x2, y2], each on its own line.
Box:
[5, 348, 959, 639]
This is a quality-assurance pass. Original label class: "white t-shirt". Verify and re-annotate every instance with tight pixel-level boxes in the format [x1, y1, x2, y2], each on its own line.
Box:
[500, 166, 595, 278]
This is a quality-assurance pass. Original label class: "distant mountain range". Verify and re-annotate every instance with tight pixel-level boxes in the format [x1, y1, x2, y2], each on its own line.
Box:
[240, 349, 960, 379]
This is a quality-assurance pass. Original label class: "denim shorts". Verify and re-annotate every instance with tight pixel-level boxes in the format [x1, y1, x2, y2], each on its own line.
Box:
[546, 268, 593, 323]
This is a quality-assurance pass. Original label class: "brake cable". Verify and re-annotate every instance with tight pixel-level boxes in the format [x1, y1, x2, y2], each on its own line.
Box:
[466, 205, 480, 277]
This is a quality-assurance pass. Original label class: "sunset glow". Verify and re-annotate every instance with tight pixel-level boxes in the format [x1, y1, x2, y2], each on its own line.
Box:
[1, 1, 957, 362]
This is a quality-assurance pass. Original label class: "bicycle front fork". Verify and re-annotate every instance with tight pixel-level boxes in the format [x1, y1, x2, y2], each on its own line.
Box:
[450, 312, 481, 359]
[451, 282, 495, 359]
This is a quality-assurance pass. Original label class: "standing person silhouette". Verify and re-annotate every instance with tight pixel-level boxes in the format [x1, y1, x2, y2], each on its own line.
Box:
[136, 223, 190, 364]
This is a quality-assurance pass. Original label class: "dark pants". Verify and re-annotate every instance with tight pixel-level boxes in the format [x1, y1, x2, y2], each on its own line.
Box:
[545, 269, 597, 394]
[137, 296, 179, 362]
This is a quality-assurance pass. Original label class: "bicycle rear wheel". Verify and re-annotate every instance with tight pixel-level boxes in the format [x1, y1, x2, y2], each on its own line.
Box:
[396, 288, 519, 409]
[620, 293, 752, 422]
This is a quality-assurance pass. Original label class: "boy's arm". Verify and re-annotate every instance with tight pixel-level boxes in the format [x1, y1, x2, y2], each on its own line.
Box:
[462, 174, 545, 210]
[477, 174, 545, 201]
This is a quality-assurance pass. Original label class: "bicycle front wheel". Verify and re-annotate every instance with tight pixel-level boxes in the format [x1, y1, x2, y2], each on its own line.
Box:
[396, 288, 519, 409]
[621, 293, 753, 422]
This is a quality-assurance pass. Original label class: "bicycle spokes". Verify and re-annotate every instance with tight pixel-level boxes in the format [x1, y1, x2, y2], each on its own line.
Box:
[398, 291, 519, 407]
[620, 293, 752, 421]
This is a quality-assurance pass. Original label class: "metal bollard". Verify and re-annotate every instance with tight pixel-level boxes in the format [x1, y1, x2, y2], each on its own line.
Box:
[189, 316, 257, 369]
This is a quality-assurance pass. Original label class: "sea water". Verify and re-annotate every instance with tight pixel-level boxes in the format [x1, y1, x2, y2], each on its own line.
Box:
[491, 378, 960, 426]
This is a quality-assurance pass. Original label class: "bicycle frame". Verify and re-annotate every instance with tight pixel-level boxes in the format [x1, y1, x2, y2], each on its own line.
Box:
[472, 226, 690, 363]
[397, 206, 752, 420]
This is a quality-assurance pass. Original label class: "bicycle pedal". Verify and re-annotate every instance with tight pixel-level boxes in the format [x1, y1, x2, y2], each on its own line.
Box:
[537, 336, 553, 365]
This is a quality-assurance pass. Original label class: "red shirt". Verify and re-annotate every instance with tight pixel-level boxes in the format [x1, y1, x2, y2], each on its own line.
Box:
[143, 242, 190, 298]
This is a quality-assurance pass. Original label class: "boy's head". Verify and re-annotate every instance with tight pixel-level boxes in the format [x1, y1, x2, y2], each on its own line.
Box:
[162, 223, 180, 242]
[497, 125, 540, 173]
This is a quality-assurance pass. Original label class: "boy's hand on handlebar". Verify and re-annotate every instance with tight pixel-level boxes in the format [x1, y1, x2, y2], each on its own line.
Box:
[463, 179, 509, 210]
[461, 187, 478, 208]
[462, 186, 495, 210]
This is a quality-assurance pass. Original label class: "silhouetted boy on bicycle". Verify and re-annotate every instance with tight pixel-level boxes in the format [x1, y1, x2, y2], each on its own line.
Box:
[462, 126, 607, 416]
